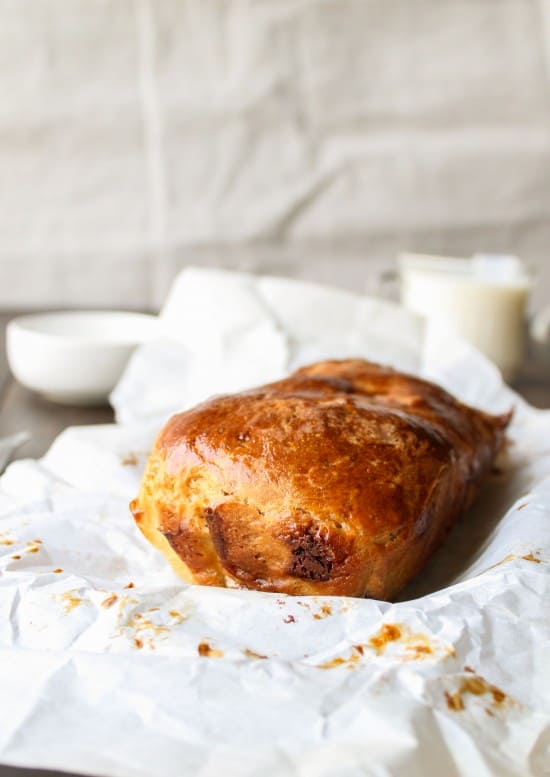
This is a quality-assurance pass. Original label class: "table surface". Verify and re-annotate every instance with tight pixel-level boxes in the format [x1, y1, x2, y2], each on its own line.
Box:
[0, 309, 549, 777]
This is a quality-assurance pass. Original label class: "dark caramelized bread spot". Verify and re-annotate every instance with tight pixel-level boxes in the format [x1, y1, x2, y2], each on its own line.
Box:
[132, 359, 510, 599]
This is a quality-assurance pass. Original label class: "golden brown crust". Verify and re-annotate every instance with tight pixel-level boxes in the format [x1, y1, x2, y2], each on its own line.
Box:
[131, 359, 510, 599]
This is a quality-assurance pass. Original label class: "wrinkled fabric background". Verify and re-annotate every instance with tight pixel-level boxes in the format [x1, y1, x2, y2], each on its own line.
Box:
[1, 0, 550, 310]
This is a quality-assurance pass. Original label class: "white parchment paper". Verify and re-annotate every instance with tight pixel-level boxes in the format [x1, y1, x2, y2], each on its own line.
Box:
[1, 268, 549, 777]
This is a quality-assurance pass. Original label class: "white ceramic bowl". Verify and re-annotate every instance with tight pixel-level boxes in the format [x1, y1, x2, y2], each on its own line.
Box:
[6, 311, 158, 405]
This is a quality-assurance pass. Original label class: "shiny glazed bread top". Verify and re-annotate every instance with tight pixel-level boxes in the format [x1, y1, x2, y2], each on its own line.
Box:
[131, 359, 509, 599]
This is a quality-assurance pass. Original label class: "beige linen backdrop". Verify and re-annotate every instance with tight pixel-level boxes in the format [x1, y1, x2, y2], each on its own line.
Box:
[1, 0, 549, 310]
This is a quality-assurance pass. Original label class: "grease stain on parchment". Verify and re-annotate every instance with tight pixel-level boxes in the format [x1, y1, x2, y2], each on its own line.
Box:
[481, 551, 544, 575]
[318, 622, 455, 669]
[368, 623, 402, 654]
[120, 453, 139, 466]
[368, 622, 455, 660]
[108, 595, 191, 651]
[0, 530, 16, 546]
[54, 589, 84, 613]
[444, 672, 517, 714]
[319, 648, 363, 670]
[198, 641, 224, 658]
[313, 604, 332, 620]
[168, 609, 185, 624]
[120, 451, 150, 467]
[243, 648, 267, 660]
[127, 612, 169, 637]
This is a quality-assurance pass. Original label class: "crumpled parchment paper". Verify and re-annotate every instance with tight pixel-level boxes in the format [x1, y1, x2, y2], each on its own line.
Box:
[1, 268, 549, 777]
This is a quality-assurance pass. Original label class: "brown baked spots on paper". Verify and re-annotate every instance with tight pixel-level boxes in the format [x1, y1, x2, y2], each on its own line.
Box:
[131, 359, 510, 599]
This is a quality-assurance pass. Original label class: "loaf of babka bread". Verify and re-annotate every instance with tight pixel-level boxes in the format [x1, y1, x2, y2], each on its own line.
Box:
[131, 359, 509, 599]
